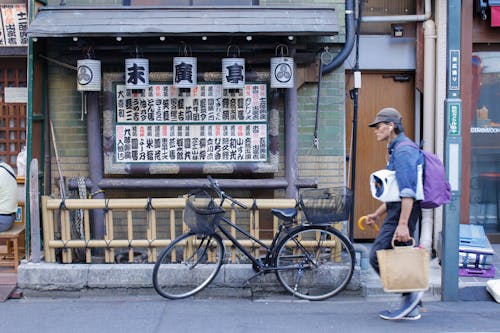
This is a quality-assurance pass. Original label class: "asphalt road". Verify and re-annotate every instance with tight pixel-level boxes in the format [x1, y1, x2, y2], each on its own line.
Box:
[0, 294, 499, 333]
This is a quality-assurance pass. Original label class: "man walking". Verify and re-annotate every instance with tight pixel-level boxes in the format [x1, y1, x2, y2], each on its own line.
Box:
[365, 108, 424, 320]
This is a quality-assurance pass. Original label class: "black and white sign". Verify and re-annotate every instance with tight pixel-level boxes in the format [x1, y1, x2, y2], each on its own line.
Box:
[114, 83, 268, 163]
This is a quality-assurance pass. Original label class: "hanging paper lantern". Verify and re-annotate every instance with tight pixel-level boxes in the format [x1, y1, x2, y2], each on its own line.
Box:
[77, 59, 101, 92]
[173, 56, 197, 88]
[270, 45, 295, 89]
[125, 58, 149, 90]
[173, 42, 197, 89]
[222, 45, 245, 89]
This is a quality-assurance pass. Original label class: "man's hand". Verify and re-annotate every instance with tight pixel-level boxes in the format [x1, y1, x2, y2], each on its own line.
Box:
[366, 213, 379, 226]
[366, 203, 386, 226]
[394, 224, 411, 243]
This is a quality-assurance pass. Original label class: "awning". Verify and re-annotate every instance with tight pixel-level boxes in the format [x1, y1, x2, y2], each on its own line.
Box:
[27, 6, 339, 38]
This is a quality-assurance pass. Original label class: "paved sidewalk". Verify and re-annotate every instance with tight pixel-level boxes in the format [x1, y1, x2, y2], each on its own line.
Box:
[363, 242, 500, 301]
[0, 270, 17, 301]
[8, 243, 500, 301]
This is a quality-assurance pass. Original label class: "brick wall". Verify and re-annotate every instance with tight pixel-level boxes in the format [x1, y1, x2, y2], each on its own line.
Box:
[296, 70, 347, 189]
[47, 62, 89, 195]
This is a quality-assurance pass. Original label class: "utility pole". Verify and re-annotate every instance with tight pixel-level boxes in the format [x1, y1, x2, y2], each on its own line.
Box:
[442, 0, 462, 301]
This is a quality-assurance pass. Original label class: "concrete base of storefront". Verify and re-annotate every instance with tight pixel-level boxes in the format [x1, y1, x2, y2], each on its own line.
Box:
[16, 259, 444, 300]
[17, 262, 367, 298]
[17, 244, 499, 301]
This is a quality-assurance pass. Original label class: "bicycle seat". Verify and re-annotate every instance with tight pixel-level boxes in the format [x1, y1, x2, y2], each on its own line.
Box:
[271, 208, 297, 222]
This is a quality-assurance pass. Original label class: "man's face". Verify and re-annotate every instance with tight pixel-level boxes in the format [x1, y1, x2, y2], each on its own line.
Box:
[373, 122, 392, 142]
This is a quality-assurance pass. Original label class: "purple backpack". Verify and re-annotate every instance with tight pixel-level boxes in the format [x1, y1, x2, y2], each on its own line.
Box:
[397, 141, 452, 209]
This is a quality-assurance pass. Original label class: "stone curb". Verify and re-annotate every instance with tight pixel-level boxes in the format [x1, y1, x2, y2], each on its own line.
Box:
[17, 262, 364, 298]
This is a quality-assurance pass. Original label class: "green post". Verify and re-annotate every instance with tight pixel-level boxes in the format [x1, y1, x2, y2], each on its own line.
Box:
[442, 0, 462, 301]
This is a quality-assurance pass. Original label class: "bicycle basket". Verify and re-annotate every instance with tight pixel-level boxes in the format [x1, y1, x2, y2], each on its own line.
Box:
[299, 187, 353, 225]
[184, 190, 225, 234]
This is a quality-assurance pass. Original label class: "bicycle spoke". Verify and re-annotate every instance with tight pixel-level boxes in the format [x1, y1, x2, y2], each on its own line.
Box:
[153, 233, 224, 299]
[274, 226, 355, 300]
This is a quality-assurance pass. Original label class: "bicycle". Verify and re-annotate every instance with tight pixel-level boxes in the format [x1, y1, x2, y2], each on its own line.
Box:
[152, 176, 355, 301]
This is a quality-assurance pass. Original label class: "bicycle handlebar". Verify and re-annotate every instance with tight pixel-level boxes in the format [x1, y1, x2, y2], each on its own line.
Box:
[207, 175, 247, 209]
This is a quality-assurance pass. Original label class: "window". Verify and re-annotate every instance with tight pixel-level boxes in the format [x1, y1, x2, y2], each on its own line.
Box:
[470, 52, 500, 233]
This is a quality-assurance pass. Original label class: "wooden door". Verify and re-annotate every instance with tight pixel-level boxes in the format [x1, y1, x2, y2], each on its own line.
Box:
[345, 72, 415, 240]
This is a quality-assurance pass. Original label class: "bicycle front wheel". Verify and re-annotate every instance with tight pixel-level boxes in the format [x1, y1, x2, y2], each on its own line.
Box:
[153, 232, 224, 299]
[274, 225, 355, 300]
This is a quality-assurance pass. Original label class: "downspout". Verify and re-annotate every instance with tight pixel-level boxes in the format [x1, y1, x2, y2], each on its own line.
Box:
[26, 40, 34, 259]
[421, 19, 437, 250]
[321, 0, 355, 75]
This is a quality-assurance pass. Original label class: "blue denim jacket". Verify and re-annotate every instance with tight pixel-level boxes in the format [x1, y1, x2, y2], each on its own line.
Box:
[386, 133, 423, 199]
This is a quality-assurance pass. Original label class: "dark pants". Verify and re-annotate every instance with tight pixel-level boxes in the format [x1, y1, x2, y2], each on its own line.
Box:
[369, 201, 421, 275]
[0, 214, 15, 232]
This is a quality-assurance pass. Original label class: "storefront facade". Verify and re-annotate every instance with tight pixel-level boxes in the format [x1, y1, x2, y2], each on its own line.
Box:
[26, 0, 351, 252]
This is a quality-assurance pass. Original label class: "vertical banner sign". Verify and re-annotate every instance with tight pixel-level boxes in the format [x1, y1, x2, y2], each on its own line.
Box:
[447, 102, 461, 135]
[448, 50, 460, 93]
[0, 4, 28, 46]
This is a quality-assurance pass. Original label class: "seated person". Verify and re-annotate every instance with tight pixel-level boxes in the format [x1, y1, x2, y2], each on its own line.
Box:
[0, 162, 17, 232]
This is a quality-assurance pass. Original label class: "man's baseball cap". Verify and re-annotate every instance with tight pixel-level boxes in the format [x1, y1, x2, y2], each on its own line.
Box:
[368, 107, 402, 127]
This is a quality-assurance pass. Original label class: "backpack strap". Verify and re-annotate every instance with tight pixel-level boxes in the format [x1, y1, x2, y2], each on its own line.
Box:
[395, 140, 420, 151]
[0, 163, 16, 180]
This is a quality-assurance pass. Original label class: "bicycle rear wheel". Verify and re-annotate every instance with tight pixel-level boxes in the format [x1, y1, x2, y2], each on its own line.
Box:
[153, 232, 224, 299]
[274, 225, 355, 300]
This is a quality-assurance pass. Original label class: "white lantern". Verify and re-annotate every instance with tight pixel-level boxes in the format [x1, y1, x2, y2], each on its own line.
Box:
[270, 45, 295, 89]
[173, 42, 197, 89]
[222, 45, 245, 89]
[173, 56, 197, 88]
[77, 59, 101, 92]
[125, 58, 149, 90]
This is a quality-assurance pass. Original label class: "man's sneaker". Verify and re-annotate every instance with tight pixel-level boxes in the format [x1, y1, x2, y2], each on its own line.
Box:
[378, 291, 424, 320]
[401, 307, 421, 321]
[379, 309, 399, 320]
[379, 306, 421, 321]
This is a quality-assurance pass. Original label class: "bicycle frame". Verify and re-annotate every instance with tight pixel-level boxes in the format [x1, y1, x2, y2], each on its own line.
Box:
[216, 215, 282, 269]
[215, 214, 324, 274]
[209, 176, 325, 273]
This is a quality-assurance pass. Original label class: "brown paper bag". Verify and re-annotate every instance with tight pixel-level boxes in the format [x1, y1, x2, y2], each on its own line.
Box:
[376, 238, 430, 293]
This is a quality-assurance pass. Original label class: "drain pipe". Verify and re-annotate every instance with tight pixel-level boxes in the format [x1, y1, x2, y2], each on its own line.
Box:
[321, 0, 356, 75]
[420, 19, 437, 250]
